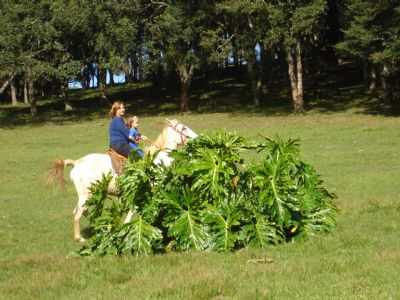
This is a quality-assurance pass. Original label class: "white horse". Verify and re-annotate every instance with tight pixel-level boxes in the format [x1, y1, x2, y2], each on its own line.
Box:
[50, 119, 198, 242]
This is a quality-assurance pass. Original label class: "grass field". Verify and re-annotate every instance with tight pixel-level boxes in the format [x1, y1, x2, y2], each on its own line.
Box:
[1, 86, 400, 299]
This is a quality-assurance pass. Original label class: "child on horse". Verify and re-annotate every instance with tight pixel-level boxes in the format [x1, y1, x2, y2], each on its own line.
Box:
[126, 115, 146, 158]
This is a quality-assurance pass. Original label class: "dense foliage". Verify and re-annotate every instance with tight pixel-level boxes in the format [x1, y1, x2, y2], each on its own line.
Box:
[336, 0, 400, 103]
[79, 132, 336, 256]
[1, 1, 399, 113]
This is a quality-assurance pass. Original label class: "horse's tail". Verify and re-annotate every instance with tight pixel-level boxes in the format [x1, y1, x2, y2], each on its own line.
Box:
[47, 159, 75, 189]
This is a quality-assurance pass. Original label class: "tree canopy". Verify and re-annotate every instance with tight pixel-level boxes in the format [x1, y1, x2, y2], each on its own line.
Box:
[0, 0, 399, 114]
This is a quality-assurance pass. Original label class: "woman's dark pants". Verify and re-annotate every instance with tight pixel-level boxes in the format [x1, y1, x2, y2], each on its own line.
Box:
[110, 143, 131, 158]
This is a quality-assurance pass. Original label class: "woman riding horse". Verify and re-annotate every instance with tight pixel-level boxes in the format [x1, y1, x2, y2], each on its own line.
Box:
[109, 101, 135, 158]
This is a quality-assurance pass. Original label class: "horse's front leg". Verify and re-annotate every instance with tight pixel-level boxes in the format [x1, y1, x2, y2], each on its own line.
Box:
[108, 175, 118, 194]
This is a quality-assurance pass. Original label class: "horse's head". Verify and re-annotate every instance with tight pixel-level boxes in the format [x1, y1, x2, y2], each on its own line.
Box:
[150, 119, 198, 167]
[165, 119, 198, 149]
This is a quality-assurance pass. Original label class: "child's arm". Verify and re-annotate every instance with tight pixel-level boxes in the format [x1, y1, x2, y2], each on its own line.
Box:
[132, 128, 144, 142]
[129, 128, 137, 143]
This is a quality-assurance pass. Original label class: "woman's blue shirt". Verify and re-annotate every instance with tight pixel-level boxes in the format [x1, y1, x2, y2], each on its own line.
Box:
[109, 117, 130, 146]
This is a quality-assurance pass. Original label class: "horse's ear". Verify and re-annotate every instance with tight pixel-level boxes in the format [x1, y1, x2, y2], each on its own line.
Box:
[165, 118, 177, 127]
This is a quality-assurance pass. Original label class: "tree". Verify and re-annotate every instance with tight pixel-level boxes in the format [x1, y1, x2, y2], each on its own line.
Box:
[211, 0, 270, 106]
[0, 1, 59, 115]
[267, 0, 328, 113]
[0, 1, 19, 104]
[51, 0, 92, 99]
[79, 1, 139, 100]
[374, 4, 400, 106]
[337, 0, 400, 106]
[0, 0, 82, 115]
[147, 1, 211, 112]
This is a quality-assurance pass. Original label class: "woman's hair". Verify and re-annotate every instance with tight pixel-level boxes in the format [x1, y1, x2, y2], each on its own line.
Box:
[109, 101, 124, 118]
[126, 116, 138, 128]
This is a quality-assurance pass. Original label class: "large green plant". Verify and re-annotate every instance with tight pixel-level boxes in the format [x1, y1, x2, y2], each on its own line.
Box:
[79, 132, 336, 256]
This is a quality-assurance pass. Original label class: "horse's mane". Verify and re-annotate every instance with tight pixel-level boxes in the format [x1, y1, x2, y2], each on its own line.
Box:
[145, 126, 168, 155]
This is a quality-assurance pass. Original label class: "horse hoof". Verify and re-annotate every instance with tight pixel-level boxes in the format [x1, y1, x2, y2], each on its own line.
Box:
[75, 237, 86, 243]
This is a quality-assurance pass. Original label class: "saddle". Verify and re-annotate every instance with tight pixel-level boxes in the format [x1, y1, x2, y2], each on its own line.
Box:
[107, 149, 127, 175]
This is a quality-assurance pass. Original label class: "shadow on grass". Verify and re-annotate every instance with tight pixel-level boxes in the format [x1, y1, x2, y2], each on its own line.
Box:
[303, 63, 400, 116]
[1, 64, 398, 128]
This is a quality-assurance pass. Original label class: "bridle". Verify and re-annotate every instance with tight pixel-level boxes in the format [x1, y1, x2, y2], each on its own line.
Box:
[169, 123, 188, 146]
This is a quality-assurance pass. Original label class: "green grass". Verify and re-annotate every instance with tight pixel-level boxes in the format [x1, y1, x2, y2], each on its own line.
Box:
[1, 106, 400, 299]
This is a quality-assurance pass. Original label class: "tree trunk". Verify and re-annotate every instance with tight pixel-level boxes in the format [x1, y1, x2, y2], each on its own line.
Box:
[127, 57, 132, 82]
[381, 64, 393, 106]
[0, 73, 15, 94]
[286, 42, 304, 113]
[287, 50, 299, 108]
[231, 37, 241, 76]
[369, 64, 377, 92]
[129, 52, 139, 83]
[247, 55, 260, 106]
[180, 80, 189, 112]
[130, 54, 138, 82]
[109, 69, 115, 86]
[26, 68, 37, 116]
[295, 41, 304, 112]
[362, 60, 368, 86]
[88, 63, 95, 88]
[61, 81, 73, 111]
[137, 53, 143, 81]
[95, 66, 100, 88]
[177, 64, 194, 112]
[256, 78, 262, 105]
[286, 48, 302, 113]
[24, 78, 29, 104]
[80, 65, 90, 89]
[10, 79, 17, 106]
[98, 66, 108, 100]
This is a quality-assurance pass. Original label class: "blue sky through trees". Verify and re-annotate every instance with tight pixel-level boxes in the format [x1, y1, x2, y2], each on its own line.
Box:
[68, 43, 262, 90]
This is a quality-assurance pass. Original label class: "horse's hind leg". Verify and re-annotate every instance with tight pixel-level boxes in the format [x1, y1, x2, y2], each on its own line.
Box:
[74, 205, 86, 242]
[72, 179, 89, 242]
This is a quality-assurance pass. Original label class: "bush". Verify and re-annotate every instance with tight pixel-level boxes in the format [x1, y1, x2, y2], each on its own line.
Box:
[78, 132, 337, 256]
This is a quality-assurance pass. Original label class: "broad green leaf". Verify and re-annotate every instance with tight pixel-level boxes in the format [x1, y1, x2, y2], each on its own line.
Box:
[167, 210, 210, 251]
[119, 214, 162, 256]
[240, 214, 283, 248]
[204, 204, 241, 252]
